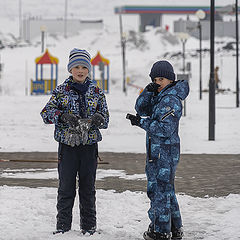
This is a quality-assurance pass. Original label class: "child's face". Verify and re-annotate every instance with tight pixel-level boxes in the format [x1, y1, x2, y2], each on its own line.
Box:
[154, 77, 173, 92]
[71, 65, 88, 83]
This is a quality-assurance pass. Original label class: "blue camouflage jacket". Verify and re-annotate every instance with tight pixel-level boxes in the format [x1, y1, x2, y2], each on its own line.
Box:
[135, 80, 189, 162]
[40, 77, 109, 146]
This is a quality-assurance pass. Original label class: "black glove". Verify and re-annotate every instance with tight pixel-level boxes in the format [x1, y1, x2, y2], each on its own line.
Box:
[91, 113, 104, 128]
[146, 82, 160, 95]
[60, 113, 79, 128]
[126, 113, 141, 126]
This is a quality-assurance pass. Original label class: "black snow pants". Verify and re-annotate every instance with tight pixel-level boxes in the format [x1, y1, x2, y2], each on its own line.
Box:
[56, 142, 98, 231]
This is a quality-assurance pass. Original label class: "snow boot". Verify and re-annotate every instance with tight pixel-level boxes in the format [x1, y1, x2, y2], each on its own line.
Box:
[53, 223, 70, 235]
[52, 229, 70, 235]
[143, 226, 171, 240]
[81, 226, 96, 236]
[171, 228, 183, 239]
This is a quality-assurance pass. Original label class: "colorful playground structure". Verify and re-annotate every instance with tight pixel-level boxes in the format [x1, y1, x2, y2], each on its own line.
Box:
[31, 50, 110, 94]
[31, 49, 59, 95]
[91, 51, 110, 93]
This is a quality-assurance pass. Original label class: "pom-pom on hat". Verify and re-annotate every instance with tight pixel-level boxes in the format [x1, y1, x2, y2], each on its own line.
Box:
[149, 60, 175, 81]
[67, 48, 91, 73]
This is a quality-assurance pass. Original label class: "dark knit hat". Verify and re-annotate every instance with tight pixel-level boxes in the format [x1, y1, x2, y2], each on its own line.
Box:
[149, 60, 175, 81]
[67, 48, 91, 73]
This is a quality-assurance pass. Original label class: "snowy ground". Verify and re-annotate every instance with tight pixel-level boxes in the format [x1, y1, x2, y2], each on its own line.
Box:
[1, 168, 240, 240]
[0, 185, 240, 240]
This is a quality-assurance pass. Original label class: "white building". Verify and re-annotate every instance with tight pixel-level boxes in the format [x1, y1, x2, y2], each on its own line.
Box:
[22, 18, 103, 42]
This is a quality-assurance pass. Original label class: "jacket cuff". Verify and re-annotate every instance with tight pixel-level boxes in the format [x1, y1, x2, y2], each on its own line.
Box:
[139, 118, 150, 130]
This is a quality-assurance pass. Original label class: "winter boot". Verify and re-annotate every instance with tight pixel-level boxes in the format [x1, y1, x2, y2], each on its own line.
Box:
[81, 226, 96, 235]
[52, 229, 70, 235]
[53, 223, 70, 235]
[143, 226, 171, 240]
[171, 227, 184, 239]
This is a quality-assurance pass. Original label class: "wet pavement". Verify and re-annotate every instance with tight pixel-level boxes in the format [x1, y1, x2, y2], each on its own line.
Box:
[0, 152, 240, 197]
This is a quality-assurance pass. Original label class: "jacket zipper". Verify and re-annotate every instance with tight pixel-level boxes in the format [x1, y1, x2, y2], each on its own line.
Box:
[148, 136, 153, 162]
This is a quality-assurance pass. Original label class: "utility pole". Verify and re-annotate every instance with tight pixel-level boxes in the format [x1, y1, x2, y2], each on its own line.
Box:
[40, 26, 46, 53]
[19, 0, 22, 39]
[119, 14, 126, 94]
[182, 40, 186, 74]
[209, 0, 215, 141]
[64, 0, 68, 38]
[178, 32, 189, 117]
[196, 9, 206, 100]
[236, 0, 239, 107]
[199, 22, 203, 100]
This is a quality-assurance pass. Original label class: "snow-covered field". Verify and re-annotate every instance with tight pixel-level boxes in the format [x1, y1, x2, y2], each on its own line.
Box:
[0, 185, 240, 240]
[0, 168, 240, 240]
[0, 0, 240, 240]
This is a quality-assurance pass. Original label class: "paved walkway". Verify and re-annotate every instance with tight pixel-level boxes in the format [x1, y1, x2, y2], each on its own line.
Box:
[0, 152, 240, 197]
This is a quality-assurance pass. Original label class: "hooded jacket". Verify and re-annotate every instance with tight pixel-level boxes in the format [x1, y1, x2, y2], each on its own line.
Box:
[40, 77, 109, 146]
[135, 80, 189, 162]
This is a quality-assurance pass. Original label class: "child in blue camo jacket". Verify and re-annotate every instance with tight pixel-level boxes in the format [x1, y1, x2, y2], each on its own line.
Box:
[127, 61, 189, 240]
[40, 49, 109, 235]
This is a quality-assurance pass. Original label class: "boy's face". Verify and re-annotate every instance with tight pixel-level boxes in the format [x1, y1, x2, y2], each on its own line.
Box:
[154, 77, 173, 92]
[71, 65, 88, 83]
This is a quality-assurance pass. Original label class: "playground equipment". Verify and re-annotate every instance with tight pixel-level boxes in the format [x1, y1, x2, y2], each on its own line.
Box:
[126, 77, 144, 94]
[31, 49, 59, 95]
[91, 51, 109, 93]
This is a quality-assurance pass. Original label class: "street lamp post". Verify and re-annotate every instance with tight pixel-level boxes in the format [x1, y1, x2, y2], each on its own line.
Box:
[236, 0, 239, 108]
[198, 22, 202, 100]
[178, 33, 189, 74]
[178, 32, 189, 116]
[209, 0, 215, 141]
[119, 14, 127, 94]
[122, 34, 127, 94]
[40, 25, 46, 53]
[196, 10, 206, 100]
[182, 39, 186, 74]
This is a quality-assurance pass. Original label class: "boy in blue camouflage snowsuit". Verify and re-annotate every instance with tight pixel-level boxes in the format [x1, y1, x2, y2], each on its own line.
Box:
[40, 49, 109, 235]
[127, 61, 189, 240]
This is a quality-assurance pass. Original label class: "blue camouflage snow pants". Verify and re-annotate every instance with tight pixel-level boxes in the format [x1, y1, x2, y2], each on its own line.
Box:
[145, 143, 182, 233]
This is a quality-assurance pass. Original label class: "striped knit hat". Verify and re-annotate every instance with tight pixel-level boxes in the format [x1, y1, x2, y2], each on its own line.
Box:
[67, 48, 92, 73]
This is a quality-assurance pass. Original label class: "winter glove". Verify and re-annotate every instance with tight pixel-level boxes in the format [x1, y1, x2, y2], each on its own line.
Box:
[65, 119, 92, 147]
[60, 113, 79, 128]
[91, 113, 105, 128]
[126, 113, 141, 126]
[146, 82, 160, 95]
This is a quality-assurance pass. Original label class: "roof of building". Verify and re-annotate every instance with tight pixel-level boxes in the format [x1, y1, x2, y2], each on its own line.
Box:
[114, 5, 231, 15]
